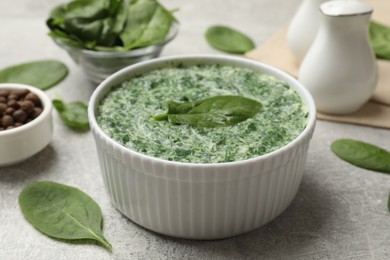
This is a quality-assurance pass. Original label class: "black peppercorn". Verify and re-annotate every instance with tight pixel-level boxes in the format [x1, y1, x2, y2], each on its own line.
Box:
[12, 89, 29, 98]
[32, 107, 43, 119]
[25, 93, 40, 106]
[20, 100, 35, 114]
[0, 103, 6, 115]
[7, 99, 19, 109]
[2, 115, 14, 128]
[5, 107, 15, 115]
[0, 89, 10, 97]
[13, 109, 28, 123]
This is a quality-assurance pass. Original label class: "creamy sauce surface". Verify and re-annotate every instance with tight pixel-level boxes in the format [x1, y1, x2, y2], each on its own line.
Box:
[97, 65, 308, 163]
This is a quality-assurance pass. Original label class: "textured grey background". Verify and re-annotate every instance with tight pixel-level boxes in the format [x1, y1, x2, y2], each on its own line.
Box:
[1, 0, 390, 259]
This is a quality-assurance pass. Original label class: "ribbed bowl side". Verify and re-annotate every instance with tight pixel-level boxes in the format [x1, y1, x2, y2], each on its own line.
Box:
[92, 126, 311, 239]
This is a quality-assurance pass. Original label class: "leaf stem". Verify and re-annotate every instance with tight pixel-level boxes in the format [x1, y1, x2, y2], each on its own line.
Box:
[61, 209, 112, 250]
[153, 113, 168, 121]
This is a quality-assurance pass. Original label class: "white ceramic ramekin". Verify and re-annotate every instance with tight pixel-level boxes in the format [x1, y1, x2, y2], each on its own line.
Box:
[0, 84, 53, 166]
[88, 55, 316, 239]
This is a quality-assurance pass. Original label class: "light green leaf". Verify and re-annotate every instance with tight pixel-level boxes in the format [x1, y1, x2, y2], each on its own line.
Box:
[205, 25, 255, 54]
[0, 60, 68, 90]
[331, 139, 390, 173]
[370, 21, 390, 60]
[19, 181, 112, 250]
[53, 99, 90, 131]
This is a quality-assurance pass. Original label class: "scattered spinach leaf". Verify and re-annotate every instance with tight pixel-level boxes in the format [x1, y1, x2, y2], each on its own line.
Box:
[53, 99, 89, 131]
[370, 21, 390, 60]
[47, 0, 177, 51]
[331, 139, 390, 173]
[19, 181, 112, 250]
[388, 192, 390, 213]
[0, 60, 68, 90]
[205, 25, 255, 54]
[154, 95, 262, 127]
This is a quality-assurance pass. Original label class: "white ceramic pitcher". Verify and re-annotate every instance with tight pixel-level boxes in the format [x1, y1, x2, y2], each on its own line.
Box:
[299, 0, 378, 114]
[287, 0, 329, 63]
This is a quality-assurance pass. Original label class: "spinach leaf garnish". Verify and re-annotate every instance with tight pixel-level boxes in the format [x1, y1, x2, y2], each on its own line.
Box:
[0, 60, 68, 90]
[53, 99, 89, 131]
[370, 21, 390, 60]
[47, 0, 177, 51]
[331, 139, 390, 173]
[154, 95, 262, 127]
[205, 25, 255, 54]
[19, 181, 112, 250]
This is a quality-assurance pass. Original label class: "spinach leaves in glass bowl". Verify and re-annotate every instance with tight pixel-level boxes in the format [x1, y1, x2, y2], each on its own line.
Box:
[47, 0, 178, 51]
[47, 0, 179, 84]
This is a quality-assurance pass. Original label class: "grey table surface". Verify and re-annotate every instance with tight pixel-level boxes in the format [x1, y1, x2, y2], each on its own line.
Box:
[1, 0, 390, 259]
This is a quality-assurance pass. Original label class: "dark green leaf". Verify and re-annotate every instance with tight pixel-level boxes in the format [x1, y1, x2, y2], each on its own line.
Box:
[47, 0, 105, 47]
[64, 0, 126, 46]
[370, 21, 390, 60]
[47, 5, 67, 29]
[331, 139, 390, 173]
[19, 181, 112, 250]
[0, 60, 68, 90]
[48, 30, 85, 48]
[205, 25, 255, 54]
[53, 99, 90, 131]
[47, 0, 127, 48]
[388, 192, 390, 213]
[154, 95, 262, 127]
[120, 0, 174, 50]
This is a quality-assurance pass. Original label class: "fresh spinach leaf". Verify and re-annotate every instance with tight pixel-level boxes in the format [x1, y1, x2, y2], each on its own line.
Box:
[154, 95, 262, 127]
[50, 0, 127, 47]
[64, 0, 127, 47]
[0, 60, 68, 90]
[53, 99, 89, 131]
[370, 21, 390, 60]
[120, 0, 174, 49]
[19, 181, 112, 250]
[331, 139, 390, 173]
[388, 192, 390, 213]
[205, 25, 255, 54]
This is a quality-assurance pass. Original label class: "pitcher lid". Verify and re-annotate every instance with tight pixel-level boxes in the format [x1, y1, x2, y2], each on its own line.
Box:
[320, 0, 373, 17]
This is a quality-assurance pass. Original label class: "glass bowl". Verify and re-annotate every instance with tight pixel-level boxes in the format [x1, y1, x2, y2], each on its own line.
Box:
[53, 24, 178, 85]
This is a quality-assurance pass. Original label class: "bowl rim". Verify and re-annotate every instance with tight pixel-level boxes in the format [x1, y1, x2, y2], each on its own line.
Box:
[53, 23, 179, 58]
[0, 83, 53, 137]
[88, 54, 316, 167]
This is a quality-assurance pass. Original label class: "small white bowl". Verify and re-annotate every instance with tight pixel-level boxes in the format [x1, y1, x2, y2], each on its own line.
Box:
[0, 84, 53, 166]
[89, 55, 316, 239]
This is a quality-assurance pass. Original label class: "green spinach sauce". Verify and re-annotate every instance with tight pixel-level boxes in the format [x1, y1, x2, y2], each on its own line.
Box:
[96, 65, 308, 163]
